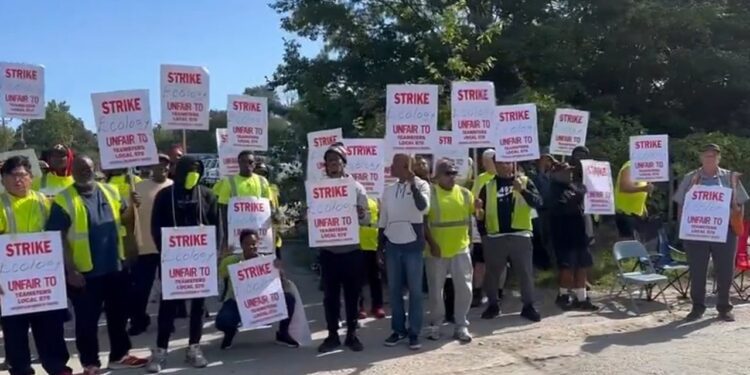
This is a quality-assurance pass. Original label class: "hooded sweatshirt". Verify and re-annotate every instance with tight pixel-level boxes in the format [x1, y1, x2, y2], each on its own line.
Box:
[151, 156, 223, 252]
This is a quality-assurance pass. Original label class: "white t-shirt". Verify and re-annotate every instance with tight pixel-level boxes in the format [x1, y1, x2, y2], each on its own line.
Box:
[379, 177, 431, 244]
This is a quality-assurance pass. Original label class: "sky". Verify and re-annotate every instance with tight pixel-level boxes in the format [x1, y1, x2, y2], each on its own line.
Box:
[0, 0, 321, 130]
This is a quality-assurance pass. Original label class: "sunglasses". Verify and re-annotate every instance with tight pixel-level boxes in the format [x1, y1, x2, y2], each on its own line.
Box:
[443, 170, 458, 176]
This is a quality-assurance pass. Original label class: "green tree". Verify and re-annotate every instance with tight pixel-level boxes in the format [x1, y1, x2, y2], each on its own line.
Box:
[16, 101, 98, 155]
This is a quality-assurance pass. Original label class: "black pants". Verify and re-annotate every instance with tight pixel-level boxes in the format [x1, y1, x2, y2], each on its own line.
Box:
[215, 293, 296, 335]
[1, 310, 70, 375]
[320, 250, 363, 335]
[70, 271, 132, 367]
[360, 251, 383, 309]
[128, 254, 160, 330]
[157, 298, 205, 349]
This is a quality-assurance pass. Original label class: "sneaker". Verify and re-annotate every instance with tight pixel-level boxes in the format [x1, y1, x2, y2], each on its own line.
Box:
[408, 335, 421, 350]
[276, 331, 300, 348]
[471, 289, 483, 308]
[146, 349, 166, 373]
[454, 327, 472, 343]
[384, 332, 407, 347]
[371, 307, 386, 319]
[318, 335, 341, 353]
[718, 311, 736, 322]
[520, 304, 541, 322]
[358, 308, 368, 320]
[185, 344, 208, 368]
[344, 333, 364, 352]
[555, 294, 572, 310]
[109, 355, 148, 370]
[221, 330, 237, 350]
[572, 298, 599, 312]
[481, 303, 500, 319]
[426, 325, 440, 341]
[685, 305, 706, 322]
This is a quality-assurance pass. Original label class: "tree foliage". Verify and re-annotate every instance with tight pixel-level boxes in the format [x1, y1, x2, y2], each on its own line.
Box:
[14, 101, 98, 156]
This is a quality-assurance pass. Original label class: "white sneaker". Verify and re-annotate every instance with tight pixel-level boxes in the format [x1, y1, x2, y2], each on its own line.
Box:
[186, 344, 208, 368]
[427, 325, 440, 341]
[454, 327, 472, 343]
[146, 348, 167, 373]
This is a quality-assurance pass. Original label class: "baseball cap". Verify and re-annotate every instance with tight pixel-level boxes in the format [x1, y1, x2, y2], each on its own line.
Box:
[702, 143, 721, 153]
[324, 144, 348, 164]
[482, 148, 496, 159]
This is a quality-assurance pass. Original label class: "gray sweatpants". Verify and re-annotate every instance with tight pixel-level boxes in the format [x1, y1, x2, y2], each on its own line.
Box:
[425, 250, 473, 328]
[482, 235, 536, 306]
[684, 235, 738, 312]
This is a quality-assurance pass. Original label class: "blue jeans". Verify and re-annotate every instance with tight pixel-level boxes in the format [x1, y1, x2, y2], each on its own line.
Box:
[386, 239, 425, 338]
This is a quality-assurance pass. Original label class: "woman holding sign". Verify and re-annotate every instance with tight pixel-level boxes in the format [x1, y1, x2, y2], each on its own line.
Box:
[674, 144, 749, 322]
[148, 156, 222, 372]
[0, 156, 72, 375]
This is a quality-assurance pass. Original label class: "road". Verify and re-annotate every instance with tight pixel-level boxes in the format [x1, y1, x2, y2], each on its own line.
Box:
[6, 256, 750, 375]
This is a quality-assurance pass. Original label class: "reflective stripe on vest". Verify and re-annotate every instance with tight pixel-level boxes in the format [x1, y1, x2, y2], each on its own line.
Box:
[0, 191, 48, 233]
[429, 185, 471, 228]
[484, 177, 533, 233]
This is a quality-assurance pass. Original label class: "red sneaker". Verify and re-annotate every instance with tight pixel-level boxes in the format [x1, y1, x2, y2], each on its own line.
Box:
[372, 307, 386, 319]
[108, 355, 148, 370]
[358, 308, 368, 320]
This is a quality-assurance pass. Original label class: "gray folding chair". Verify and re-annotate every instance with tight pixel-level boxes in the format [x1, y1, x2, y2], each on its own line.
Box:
[609, 240, 671, 314]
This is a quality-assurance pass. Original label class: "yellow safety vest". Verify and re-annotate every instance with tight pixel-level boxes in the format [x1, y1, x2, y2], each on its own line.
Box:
[472, 171, 496, 196]
[218, 174, 270, 205]
[360, 197, 379, 251]
[0, 191, 49, 234]
[55, 183, 125, 273]
[614, 161, 648, 216]
[484, 176, 533, 233]
[427, 184, 473, 257]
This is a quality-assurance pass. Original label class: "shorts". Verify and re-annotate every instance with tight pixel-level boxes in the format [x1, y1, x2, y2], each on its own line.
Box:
[555, 246, 594, 270]
[472, 242, 484, 265]
[615, 213, 641, 239]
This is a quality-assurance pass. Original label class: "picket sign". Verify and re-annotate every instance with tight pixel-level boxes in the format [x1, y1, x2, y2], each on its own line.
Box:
[160, 226, 218, 300]
[679, 185, 732, 243]
[0, 62, 45, 119]
[228, 256, 288, 329]
[344, 138, 385, 198]
[306, 179, 360, 247]
[451, 81, 495, 147]
[385, 84, 438, 153]
[227, 95, 268, 151]
[494, 103, 540, 162]
[306, 128, 342, 182]
[549, 108, 589, 156]
[581, 160, 615, 215]
[91, 89, 159, 169]
[160, 64, 210, 130]
[216, 128, 240, 177]
[227, 197, 274, 255]
[434, 131, 471, 183]
[629, 135, 669, 182]
[0, 231, 67, 316]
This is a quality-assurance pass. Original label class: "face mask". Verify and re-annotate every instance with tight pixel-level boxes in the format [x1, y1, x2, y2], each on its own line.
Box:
[184, 172, 200, 189]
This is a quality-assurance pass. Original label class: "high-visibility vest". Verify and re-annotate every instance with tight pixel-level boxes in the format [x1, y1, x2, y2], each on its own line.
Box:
[472, 172, 495, 196]
[54, 183, 125, 273]
[614, 161, 648, 216]
[228, 174, 270, 199]
[360, 197, 379, 251]
[484, 176, 533, 233]
[0, 191, 49, 234]
[427, 184, 472, 257]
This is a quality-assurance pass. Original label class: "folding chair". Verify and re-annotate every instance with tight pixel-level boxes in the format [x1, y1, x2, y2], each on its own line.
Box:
[609, 241, 671, 314]
[646, 227, 690, 300]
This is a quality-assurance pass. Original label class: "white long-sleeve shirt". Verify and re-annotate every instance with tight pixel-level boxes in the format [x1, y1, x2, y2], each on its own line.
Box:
[379, 177, 431, 244]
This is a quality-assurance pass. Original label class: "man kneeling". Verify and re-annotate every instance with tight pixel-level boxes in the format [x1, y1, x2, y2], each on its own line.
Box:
[216, 229, 300, 349]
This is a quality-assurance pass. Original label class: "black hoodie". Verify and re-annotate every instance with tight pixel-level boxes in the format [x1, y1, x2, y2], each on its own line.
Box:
[151, 156, 223, 252]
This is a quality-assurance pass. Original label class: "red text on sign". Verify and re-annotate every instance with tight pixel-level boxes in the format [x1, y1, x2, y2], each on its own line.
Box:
[312, 186, 349, 199]
[6, 240, 52, 257]
[167, 72, 202, 84]
[4, 69, 37, 80]
[499, 110, 530, 122]
[169, 234, 208, 248]
[237, 263, 272, 281]
[313, 136, 337, 148]
[559, 114, 583, 123]
[233, 201, 265, 213]
[393, 93, 429, 105]
[634, 140, 663, 149]
[691, 191, 725, 201]
[232, 101, 262, 112]
[101, 98, 142, 114]
[586, 166, 608, 177]
[347, 146, 377, 156]
[457, 89, 488, 101]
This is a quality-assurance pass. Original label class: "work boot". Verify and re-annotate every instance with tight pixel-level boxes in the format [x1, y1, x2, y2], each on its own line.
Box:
[481, 303, 500, 319]
[520, 304, 541, 322]
[685, 305, 706, 322]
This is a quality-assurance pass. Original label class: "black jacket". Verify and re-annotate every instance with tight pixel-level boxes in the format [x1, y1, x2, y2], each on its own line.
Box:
[151, 156, 223, 252]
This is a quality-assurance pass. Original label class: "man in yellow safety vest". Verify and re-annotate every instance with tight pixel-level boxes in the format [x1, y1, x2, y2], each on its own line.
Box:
[46, 155, 146, 374]
[0, 156, 72, 375]
[32, 144, 73, 198]
[424, 159, 475, 343]
[470, 148, 500, 307]
[614, 160, 654, 239]
[475, 154, 543, 322]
